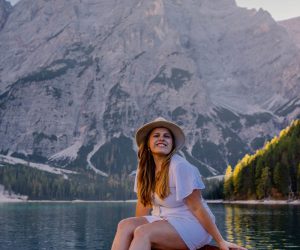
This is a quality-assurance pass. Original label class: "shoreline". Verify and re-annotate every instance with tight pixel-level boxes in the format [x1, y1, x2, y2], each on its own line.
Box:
[206, 199, 300, 205]
[1, 198, 300, 205]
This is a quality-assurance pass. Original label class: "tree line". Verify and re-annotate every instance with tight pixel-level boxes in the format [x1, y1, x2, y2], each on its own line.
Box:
[0, 164, 136, 200]
[224, 120, 300, 200]
[5, 119, 299, 201]
[0, 162, 223, 200]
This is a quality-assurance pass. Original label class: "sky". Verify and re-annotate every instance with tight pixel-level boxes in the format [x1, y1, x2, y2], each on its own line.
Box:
[236, 0, 300, 21]
[6, 0, 300, 21]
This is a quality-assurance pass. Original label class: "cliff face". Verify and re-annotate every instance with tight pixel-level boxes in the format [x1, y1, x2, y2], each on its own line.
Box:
[0, 0, 12, 30]
[0, 0, 300, 177]
[279, 17, 300, 49]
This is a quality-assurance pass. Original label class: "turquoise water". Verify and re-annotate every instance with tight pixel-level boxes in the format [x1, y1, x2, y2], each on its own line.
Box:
[0, 202, 299, 250]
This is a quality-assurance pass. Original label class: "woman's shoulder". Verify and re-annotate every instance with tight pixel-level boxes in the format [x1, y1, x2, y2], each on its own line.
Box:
[169, 154, 205, 189]
[170, 154, 195, 171]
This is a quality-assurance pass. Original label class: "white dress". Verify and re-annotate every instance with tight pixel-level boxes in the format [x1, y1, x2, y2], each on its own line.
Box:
[134, 154, 215, 250]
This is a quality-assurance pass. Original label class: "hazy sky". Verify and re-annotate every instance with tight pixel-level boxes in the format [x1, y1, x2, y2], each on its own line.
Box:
[236, 0, 300, 21]
[6, 0, 300, 21]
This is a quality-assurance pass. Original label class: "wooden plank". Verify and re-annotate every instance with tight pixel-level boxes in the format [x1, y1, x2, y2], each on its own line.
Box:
[198, 245, 220, 250]
[152, 244, 219, 250]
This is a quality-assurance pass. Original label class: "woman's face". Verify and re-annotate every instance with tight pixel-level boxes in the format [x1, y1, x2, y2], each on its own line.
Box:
[148, 127, 174, 156]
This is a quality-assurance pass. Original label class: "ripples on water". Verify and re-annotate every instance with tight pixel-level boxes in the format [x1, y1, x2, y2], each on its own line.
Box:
[0, 202, 299, 250]
[211, 204, 300, 250]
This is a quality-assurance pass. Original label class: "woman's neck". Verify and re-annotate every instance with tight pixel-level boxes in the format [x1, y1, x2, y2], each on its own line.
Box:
[152, 154, 167, 172]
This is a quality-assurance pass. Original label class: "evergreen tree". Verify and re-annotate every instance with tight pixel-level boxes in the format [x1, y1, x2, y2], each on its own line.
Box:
[224, 165, 234, 199]
[297, 163, 300, 197]
[273, 162, 289, 197]
[256, 166, 271, 199]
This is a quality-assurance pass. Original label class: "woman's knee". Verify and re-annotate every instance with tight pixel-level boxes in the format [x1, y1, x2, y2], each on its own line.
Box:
[117, 218, 137, 234]
[133, 224, 151, 241]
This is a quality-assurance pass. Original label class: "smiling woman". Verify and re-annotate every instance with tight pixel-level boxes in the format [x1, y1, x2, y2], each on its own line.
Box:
[148, 128, 174, 158]
[111, 117, 247, 250]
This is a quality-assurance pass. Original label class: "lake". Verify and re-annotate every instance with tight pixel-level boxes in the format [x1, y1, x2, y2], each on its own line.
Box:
[0, 202, 299, 250]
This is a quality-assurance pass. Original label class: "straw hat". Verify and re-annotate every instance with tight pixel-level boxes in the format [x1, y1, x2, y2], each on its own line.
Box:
[135, 117, 185, 151]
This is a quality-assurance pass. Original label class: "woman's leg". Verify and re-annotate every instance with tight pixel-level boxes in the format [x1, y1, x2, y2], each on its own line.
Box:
[111, 217, 148, 250]
[129, 220, 189, 250]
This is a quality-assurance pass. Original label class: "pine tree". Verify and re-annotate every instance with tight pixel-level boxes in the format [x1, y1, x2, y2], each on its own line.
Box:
[297, 163, 300, 198]
[256, 166, 271, 199]
[273, 162, 289, 197]
[224, 165, 234, 199]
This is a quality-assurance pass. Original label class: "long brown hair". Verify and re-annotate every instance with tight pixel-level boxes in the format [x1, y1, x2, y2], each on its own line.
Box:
[136, 128, 176, 207]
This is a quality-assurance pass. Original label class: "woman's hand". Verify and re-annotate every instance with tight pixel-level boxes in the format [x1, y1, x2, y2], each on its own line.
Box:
[218, 240, 248, 250]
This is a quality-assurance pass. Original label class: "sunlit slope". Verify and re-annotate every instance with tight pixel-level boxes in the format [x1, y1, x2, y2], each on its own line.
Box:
[224, 120, 300, 200]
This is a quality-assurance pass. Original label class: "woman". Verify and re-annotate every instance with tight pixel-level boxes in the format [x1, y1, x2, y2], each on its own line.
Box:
[111, 117, 247, 250]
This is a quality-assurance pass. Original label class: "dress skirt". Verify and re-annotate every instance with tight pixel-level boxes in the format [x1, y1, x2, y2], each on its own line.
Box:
[144, 215, 213, 250]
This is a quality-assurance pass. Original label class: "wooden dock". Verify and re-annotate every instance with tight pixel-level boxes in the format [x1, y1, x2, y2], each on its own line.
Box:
[198, 245, 219, 250]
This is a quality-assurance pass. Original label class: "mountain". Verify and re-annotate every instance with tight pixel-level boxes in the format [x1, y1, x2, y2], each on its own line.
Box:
[224, 120, 300, 200]
[279, 17, 300, 49]
[0, 0, 12, 30]
[1, 0, 300, 182]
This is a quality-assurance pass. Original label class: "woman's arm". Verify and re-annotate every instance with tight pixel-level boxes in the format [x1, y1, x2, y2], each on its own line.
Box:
[184, 189, 247, 250]
[135, 199, 151, 217]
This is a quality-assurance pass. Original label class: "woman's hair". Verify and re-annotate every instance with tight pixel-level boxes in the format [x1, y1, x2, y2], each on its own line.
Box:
[136, 128, 176, 207]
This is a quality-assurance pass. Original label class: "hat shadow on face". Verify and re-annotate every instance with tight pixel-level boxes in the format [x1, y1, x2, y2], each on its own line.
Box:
[146, 127, 176, 155]
[136, 117, 185, 152]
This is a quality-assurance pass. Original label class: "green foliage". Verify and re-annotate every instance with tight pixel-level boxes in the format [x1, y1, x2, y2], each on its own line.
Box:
[0, 164, 136, 200]
[67, 143, 95, 170]
[273, 163, 289, 196]
[225, 120, 300, 200]
[202, 178, 224, 200]
[90, 135, 137, 176]
[224, 165, 234, 199]
[297, 164, 300, 196]
[256, 166, 271, 199]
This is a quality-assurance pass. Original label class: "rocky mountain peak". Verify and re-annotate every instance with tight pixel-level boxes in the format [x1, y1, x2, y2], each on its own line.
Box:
[0, 0, 300, 177]
[0, 0, 12, 30]
[279, 17, 300, 49]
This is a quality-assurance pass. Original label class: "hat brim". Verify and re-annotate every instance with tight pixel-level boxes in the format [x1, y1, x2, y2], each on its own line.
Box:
[135, 119, 185, 151]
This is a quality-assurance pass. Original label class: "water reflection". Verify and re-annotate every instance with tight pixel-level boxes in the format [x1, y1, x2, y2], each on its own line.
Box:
[0, 202, 136, 250]
[222, 204, 300, 250]
[0, 202, 299, 250]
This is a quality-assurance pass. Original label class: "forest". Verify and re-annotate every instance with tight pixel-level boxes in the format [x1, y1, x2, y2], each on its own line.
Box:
[224, 120, 300, 200]
[0, 164, 136, 200]
[0, 162, 224, 200]
[1, 120, 299, 201]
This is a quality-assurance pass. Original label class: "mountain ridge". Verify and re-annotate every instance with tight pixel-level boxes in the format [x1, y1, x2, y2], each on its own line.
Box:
[0, 0, 300, 179]
[279, 17, 300, 49]
[0, 0, 11, 30]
